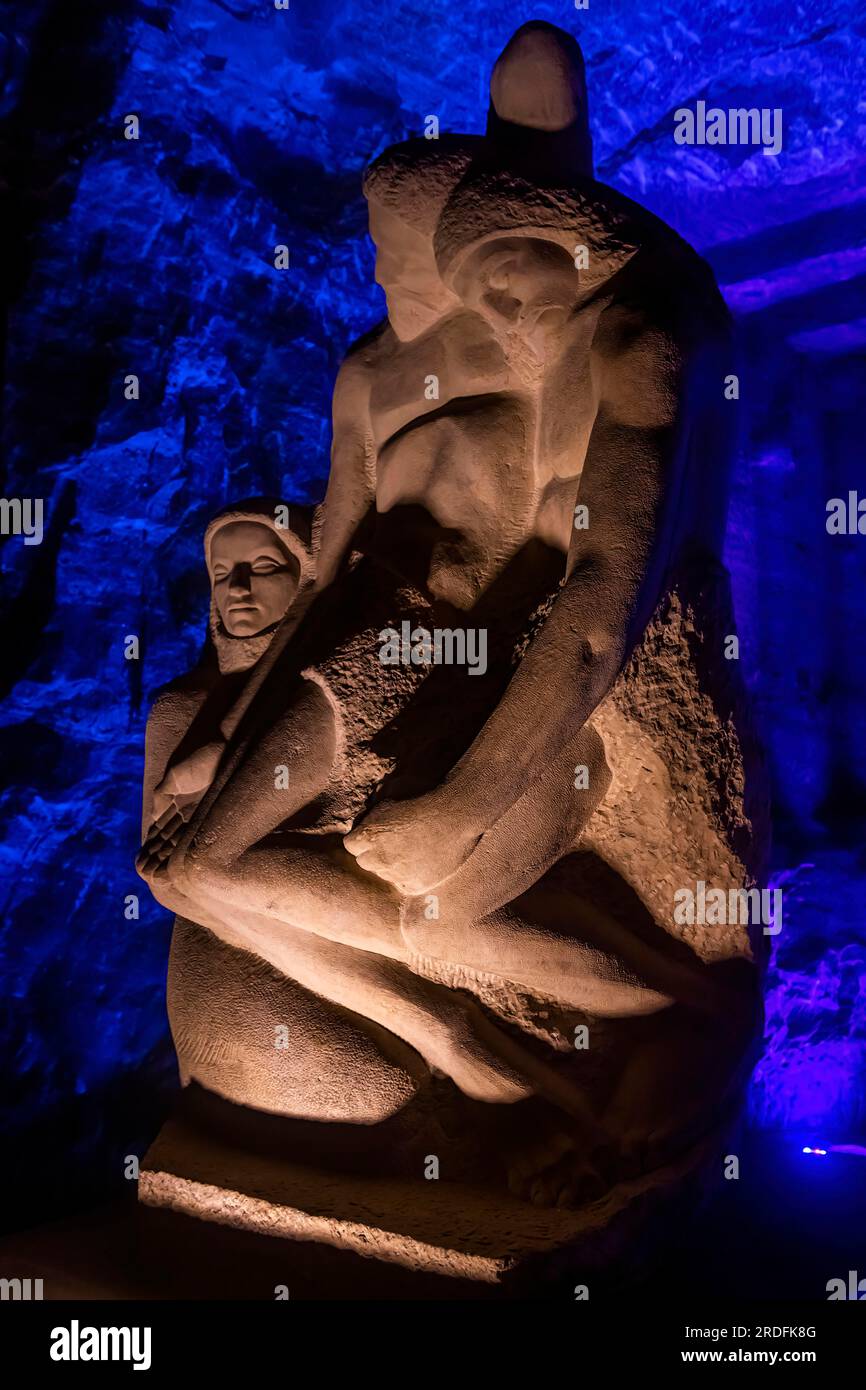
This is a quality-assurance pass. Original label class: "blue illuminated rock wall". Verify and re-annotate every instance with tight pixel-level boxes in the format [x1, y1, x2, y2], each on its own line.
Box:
[1, 0, 865, 1227]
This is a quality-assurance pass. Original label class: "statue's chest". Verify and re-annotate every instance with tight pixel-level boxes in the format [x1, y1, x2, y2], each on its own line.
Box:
[369, 314, 510, 449]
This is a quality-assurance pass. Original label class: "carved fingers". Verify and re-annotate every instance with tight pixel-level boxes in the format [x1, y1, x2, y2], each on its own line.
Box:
[136, 798, 197, 882]
[344, 795, 480, 894]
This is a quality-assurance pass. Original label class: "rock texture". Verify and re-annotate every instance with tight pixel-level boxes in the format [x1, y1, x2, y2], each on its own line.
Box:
[138, 1111, 723, 1294]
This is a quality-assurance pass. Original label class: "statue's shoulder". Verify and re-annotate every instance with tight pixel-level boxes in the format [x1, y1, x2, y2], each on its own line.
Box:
[586, 177, 731, 343]
[589, 247, 730, 401]
[334, 319, 393, 395]
[147, 660, 217, 729]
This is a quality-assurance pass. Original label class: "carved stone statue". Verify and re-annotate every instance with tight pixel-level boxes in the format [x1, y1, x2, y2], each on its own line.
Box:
[137, 23, 768, 1290]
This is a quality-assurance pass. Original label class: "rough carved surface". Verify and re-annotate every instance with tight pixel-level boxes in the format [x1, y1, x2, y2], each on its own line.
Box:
[167, 918, 426, 1123]
[139, 1114, 720, 1291]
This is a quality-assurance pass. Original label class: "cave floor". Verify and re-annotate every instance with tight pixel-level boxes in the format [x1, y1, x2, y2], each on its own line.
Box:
[0, 1130, 862, 1300]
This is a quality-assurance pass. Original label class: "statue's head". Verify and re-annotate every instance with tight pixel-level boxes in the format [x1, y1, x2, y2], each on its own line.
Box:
[208, 520, 297, 637]
[363, 136, 480, 341]
[204, 500, 315, 668]
[450, 235, 582, 361]
[486, 21, 593, 181]
[435, 169, 641, 366]
[359, 25, 602, 345]
[429, 24, 640, 363]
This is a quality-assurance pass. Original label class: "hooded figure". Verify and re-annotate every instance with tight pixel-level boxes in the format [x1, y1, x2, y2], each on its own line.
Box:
[204, 498, 316, 675]
[140, 498, 316, 847]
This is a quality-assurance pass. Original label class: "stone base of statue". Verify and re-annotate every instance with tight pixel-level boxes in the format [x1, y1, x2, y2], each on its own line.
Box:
[137, 1092, 726, 1299]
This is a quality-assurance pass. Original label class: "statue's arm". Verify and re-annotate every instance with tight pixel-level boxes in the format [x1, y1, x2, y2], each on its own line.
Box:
[441, 308, 688, 827]
[343, 305, 696, 891]
[315, 343, 378, 588]
[141, 682, 210, 839]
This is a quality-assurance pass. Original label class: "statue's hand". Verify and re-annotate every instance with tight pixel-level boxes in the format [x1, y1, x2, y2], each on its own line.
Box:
[135, 827, 173, 884]
[139, 741, 225, 873]
[152, 741, 225, 818]
[136, 799, 196, 883]
[344, 793, 480, 894]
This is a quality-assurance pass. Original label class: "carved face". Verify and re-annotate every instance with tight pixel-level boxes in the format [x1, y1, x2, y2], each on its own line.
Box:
[453, 237, 580, 358]
[209, 521, 298, 637]
[368, 200, 458, 342]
